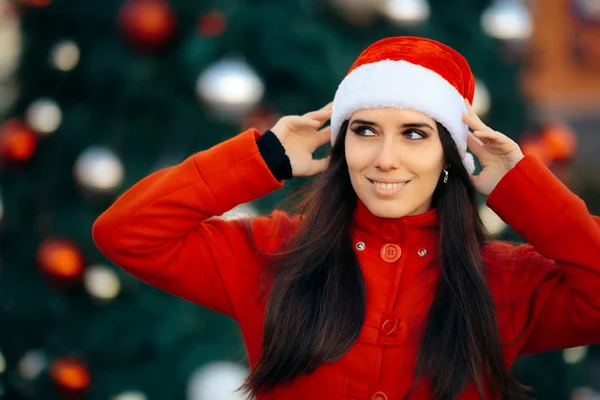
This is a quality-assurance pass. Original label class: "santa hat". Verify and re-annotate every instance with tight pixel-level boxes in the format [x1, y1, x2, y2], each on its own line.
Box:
[331, 36, 476, 174]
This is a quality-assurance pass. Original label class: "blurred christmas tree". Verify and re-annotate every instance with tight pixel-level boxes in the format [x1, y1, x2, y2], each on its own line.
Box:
[0, 0, 593, 399]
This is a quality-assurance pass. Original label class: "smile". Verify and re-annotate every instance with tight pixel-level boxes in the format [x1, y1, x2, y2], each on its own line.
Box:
[367, 178, 411, 196]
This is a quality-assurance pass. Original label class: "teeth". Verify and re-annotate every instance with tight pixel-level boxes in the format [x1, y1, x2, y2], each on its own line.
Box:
[373, 181, 405, 190]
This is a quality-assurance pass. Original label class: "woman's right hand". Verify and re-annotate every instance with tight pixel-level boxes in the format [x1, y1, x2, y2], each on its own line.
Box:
[268, 103, 332, 177]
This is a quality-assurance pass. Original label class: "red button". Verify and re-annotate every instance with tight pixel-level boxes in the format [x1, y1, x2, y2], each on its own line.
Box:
[381, 317, 399, 335]
[379, 223, 399, 241]
[371, 392, 389, 400]
[380, 243, 401, 262]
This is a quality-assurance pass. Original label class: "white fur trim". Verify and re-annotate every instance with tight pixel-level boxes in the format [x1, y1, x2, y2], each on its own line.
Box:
[331, 60, 475, 174]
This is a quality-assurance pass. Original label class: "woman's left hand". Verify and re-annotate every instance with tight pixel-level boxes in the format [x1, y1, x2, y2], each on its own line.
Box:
[463, 99, 524, 197]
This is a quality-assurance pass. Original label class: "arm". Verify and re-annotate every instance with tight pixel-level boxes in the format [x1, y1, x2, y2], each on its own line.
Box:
[486, 155, 600, 354]
[92, 128, 292, 320]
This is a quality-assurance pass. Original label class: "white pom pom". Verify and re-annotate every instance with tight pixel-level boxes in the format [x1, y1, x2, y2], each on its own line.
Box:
[463, 152, 476, 175]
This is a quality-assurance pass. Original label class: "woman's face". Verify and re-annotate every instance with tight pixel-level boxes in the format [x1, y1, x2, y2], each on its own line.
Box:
[345, 108, 445, 218]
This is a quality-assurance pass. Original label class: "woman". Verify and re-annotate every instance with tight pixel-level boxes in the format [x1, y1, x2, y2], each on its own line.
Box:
[93, 37, 600, 400]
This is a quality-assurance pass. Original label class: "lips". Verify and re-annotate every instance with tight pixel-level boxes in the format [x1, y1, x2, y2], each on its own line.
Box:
[367, 178, 411, 196]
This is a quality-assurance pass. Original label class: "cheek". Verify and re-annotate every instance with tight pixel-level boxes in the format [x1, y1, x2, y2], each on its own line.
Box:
[345, 142, 372, 172]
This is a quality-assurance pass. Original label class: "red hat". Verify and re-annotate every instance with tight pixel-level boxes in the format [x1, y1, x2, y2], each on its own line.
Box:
[331, 36, 476, 174]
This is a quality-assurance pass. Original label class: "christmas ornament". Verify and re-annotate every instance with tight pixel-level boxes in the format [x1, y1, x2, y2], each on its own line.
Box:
[539, 122, 577, 162]
[18, 350, 48, 380]
[198, 11, 227, 37]
[118, 0, 176, 50]
[26, 98, 62, 134]
[481, 0, 532, 41]
[563, 346, 588, 364]
[0, 0, 21, 81]
[377, 0, 430, 26]
[519, 136, 550, 165]
[187, 361, 248, 400]
[472, 79, 491, 117]
[36, 238, 84, 286]
[74, 146, 124, 194]
[0, 118, 37, 163]
[0, 350, 6, 374]
[328, 0, 377, 25]
[49, 357, 91, 397]
[113, 391, 148, 400]
[84, 264, 121, 302]
[196, 57, 264, 121]
[50, 40, 80, 71]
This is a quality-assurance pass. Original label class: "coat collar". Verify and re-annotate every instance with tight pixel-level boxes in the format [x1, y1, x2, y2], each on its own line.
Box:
[352, 198, 439, 242]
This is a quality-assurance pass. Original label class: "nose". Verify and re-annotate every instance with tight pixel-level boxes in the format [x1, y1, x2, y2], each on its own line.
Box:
[374, 139, 399, 171]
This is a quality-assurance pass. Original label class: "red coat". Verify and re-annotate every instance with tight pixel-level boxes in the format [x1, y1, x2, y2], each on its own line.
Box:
[93, 129, 600, 400]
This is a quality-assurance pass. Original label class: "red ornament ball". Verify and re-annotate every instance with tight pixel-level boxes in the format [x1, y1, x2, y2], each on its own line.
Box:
[37, 238, 84, 286]
[50, 357, 91, 397]
[198, 11, 227, 37]
[540, 122, 577, 161]
[0, 118, 37, 163]
[519, 137, 550, 165]
[118, 0, 176, 49]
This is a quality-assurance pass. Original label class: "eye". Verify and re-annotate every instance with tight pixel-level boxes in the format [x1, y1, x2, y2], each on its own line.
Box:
[351, 126, 377, 137]
[404, 129, 428, 140]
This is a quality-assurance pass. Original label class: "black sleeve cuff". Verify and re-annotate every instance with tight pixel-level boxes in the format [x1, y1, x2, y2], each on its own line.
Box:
[256, 130, 293, 180]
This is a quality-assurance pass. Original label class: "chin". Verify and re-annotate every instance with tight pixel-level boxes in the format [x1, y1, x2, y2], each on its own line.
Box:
[365, 200, 412, 219]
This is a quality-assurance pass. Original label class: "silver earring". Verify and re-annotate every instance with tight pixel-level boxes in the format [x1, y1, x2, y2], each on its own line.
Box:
[443, 169, 449, 184]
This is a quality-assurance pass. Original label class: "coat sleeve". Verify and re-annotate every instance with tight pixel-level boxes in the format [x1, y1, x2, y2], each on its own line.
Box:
[486, 154, 600, 355]
[92, 128, 289, 320]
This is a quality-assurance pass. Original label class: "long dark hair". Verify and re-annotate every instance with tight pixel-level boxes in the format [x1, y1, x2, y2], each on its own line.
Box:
[240, 121, 530, 399]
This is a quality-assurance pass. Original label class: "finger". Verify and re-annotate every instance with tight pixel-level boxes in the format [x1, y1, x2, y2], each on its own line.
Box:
[303, 104, 333, 122]
[286, 116, 322, 130]
[462, 112, 488, 132]
[308, 156, 331, 175]
[469, 131, 485, 146]
[472, 130, 505, 144]
[463, 98, 488, 131]
[466, 132, 485, 156]
[314, 125, 332, 146]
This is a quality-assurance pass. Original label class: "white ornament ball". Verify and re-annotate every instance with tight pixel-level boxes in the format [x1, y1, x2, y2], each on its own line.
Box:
[0, 349, 5, 374]
[18, 350, 48, 380]
[50, 40, 80, 71]
[187, 361, 249, 400]
[26, 98, 62, 134]
[84, 264, 121, 301]
[112, 390, 148, 400]
[472, 79, 491, 117]
[196, 58, 264, 120]
[74, 146, 124, 193]
[481, 0, 532, 41]
[0, 0, 21, 81]
[378, 0, 430, 25]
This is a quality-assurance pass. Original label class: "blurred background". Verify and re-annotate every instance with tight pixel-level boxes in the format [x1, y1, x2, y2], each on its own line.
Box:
[0, 0, 598, 399]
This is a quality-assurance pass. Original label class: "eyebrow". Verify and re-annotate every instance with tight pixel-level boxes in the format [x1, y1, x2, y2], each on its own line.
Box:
[350, 119, 435, 131]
